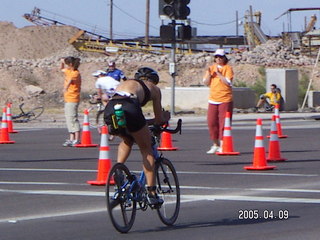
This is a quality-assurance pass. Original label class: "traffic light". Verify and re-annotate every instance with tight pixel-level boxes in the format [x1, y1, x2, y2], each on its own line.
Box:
[177, 25, 192, 40]
[160, 24, 175, 41]
[175, 0, 190, 20]
[162, 0, 175, 19]
[160, 0, 191, 20]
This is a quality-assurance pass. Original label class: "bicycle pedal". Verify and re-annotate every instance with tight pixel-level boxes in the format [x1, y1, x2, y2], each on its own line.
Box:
[149, 202, 163, 210]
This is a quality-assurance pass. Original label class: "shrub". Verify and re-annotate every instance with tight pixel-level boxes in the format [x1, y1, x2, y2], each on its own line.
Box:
[250, 67, 266, 101]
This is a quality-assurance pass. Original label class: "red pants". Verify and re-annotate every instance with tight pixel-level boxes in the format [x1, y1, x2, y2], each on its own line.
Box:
[207, 102, 233, 141]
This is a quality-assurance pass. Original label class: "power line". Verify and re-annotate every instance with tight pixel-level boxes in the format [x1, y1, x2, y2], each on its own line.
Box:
[40, 8, 108, 35]
[192, 17, 244, 26]
[112, 3, 158, 30]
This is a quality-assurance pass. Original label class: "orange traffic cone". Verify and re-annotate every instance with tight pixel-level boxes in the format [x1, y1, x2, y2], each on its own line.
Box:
[0, 108, 15, 144]
[75, 109, 98, 148]
[267, 115, 287, 162]
[216, 112, 240, 155]
[244, 118, 276, 170]
[275, 104, 287, 138]
[158, 125, 178, 151]
[87, 125, 113, 185]
[6, 103, 18, 133]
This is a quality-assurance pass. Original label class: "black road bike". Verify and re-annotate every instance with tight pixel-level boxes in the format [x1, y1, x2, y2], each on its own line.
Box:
[106, 119, 182, 233]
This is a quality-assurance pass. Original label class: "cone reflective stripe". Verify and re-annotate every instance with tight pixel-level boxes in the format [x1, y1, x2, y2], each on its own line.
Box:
[275, 104, 287, 138]
[244, 119, 276, 170]
[157, 125, 178, 151]
[6, 103, 18, 133]
[75, 109, 98, 148]
[216, 112, 240, 155]
[0, 108, 15, 144]
[267, 115, 287, 162]
[87, 125, 113, 185]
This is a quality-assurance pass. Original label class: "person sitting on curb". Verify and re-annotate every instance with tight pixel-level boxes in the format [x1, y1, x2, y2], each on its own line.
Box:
[255, 84, 283, 112]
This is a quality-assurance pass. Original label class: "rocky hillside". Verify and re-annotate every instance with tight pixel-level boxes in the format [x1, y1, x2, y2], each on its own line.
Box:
[0, 22, 318, 109]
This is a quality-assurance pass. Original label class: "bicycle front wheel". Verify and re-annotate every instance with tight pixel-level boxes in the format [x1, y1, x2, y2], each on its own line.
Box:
[106, 163, 137, 233]
[27, 106, 44, 121]
[155, 157, 180, 226]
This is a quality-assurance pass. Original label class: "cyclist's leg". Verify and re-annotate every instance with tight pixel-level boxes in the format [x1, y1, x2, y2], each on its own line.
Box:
[117, 135, 134, 164]
[256, 94, 266, 108]
[130, 126, 163, 206]
[130, 125, 155, 188]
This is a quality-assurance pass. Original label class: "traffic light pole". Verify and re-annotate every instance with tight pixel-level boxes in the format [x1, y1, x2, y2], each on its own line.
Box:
[170, 20, 176, 116]
[160, 0, 191, 115]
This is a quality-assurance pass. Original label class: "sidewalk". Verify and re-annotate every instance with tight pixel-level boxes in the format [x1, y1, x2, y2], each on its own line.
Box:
[171, 111, 320, 124]
[12, 111, 320, 129]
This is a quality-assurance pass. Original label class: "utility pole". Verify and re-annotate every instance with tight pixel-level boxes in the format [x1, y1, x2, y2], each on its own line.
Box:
[170, 19, 177, 116]
[236, 11, 239, 37]
[109, 0, 113, 40]
[236, 10, 239, 49]
[249, 5, 255, 50]
[145, 0, 150, 44]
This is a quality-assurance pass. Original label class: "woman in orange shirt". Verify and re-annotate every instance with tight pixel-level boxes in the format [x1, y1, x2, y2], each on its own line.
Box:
[60, 56, 82, 147]
[203, 49, 234, 154]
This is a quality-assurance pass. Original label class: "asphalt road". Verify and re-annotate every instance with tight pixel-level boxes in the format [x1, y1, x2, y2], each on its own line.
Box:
[1, 118, 320, 240]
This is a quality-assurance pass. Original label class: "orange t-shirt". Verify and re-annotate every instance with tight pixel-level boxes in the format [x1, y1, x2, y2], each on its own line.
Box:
[207, 64, 233, 103]
[63, 69, 81, 103]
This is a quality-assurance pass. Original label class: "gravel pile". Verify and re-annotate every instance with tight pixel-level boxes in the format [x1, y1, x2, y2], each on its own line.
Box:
[0, 22, 318, 108]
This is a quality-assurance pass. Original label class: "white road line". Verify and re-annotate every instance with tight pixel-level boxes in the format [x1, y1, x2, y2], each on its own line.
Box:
[0, 189, 104, 196]
[1, 186, 320, 195]
[182, 194, 320, 204]
[0, 168, 95, 172]
[1, 182, 320, 194]
[180, 186, 320, 193]
[0, 168, 317, 177]
[0, 181, 87, 186]
[178, 171, 318, 177]
[11, 128, 45, 132]
[1, 192, 320, 224]
[0, 208, 106, 224]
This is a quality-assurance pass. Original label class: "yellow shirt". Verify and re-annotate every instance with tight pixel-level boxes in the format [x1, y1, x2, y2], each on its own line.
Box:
[264, 92, 281, 106]
[63, 69, 81, 103]
[207, 64, 234, 103]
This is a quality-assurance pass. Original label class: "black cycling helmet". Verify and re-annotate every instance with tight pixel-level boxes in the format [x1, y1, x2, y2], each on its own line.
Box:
[134, 67, 159, 85]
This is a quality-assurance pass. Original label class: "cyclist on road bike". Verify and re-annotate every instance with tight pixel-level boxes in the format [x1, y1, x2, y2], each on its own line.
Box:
[92, 70, 120, 106]
[104, 67, 170, 206]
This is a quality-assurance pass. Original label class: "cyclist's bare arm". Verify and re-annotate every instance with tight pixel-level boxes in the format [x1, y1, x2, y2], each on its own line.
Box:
[149, 84, 170, 125]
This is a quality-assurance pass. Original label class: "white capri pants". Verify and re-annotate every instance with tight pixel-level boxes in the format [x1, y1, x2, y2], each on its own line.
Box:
[64, 102, 80, 133]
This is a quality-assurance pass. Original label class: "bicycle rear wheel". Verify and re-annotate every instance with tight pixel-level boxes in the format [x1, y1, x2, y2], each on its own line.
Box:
[155, 157, 180, 225]
[106, 163, 137, 233]
[27, 106, 44, 121]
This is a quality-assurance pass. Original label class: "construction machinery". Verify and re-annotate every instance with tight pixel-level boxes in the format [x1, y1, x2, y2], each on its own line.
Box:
[23, 7, 247, 55]
[23, 7, 172, 55]
[243, 8, 268, 50]
[276, 8, 320, 55]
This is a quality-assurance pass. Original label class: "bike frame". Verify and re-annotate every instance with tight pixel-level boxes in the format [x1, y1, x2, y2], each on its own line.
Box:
[120, 138, 160, 202]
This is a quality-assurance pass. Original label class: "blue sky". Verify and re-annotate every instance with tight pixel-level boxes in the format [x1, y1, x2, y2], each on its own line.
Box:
[1, 0, 319, 38]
